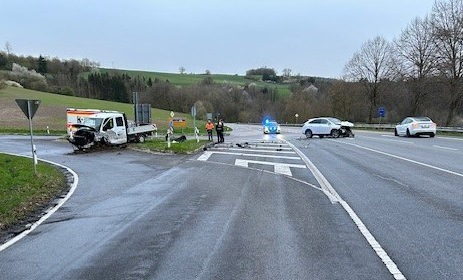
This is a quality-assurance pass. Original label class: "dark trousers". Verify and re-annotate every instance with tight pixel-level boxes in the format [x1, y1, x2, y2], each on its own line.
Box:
[207, 130, 213, 140]
[217, 131, 224, 143]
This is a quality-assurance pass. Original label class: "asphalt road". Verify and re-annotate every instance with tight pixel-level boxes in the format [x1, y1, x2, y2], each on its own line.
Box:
[0, 125, 462, 280]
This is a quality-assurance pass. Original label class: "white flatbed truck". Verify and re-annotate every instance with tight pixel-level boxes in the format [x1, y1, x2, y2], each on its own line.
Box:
[66, 108, 157, 151]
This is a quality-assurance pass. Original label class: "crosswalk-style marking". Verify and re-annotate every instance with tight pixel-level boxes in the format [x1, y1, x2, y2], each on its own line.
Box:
[215, 147, 296, 154]
[197, 150, 300, 160]
[197, 141, 307, 177]
[235, 159, 306, 176]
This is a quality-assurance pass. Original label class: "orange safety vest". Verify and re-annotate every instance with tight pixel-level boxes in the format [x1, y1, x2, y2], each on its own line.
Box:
[206, 122, 214, 130]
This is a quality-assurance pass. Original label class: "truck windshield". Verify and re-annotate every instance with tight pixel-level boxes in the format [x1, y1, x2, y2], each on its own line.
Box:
[83, 117, 103, 130]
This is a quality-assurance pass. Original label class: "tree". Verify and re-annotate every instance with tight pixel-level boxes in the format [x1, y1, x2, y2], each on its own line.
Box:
[37, 55, 48, 74]
[430, 0, 463, 125]
[0, 52, 7, 69]
[4, 42, 12, 56]
[179, 66, 186, 74]
[282, 68, 292, 78]
[394, 16, 436, 115]
[343, 36, 395, 123]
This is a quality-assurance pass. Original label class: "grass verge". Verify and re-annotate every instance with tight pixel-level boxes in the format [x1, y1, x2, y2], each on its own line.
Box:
[131, 137, 211, 154]
[0, 154, 67, 231]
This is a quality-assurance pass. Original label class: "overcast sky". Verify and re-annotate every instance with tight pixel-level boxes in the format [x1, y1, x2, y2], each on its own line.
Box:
[2, 0, 436, 78]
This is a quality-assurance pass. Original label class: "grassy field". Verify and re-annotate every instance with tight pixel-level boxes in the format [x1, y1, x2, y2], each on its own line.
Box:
[99, 68, 292, 97]
[0, 86, 200, 134]
[0, 154, 66, 231]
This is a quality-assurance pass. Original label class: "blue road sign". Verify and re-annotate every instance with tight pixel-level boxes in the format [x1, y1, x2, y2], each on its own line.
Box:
[378, 107, 386, 118]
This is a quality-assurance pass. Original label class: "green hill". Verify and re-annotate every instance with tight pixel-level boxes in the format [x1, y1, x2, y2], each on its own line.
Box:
[98, 68, 293, 97]
[0, 86, 195, 133]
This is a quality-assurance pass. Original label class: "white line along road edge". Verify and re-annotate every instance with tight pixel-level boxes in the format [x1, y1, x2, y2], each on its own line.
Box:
[0, 154, 79, 252]
[285, 141, 407, 280]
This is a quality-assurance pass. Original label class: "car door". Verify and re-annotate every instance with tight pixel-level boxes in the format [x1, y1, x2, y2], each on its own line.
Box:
[318, 119, 331, 134]
[309, 119, 322, 134]
[397, 118, 410, 135]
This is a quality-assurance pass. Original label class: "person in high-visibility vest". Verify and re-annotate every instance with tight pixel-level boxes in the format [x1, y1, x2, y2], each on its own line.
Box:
[216, 119, 224, 143]
[205, 119, 215, 141]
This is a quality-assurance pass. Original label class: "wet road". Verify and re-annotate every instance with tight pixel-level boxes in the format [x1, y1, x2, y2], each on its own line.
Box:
[1, 126, 462, 279]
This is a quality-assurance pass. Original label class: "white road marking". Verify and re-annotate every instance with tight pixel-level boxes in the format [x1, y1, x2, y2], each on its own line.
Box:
[286, 141, 407, 280]
[336, 140, 463, 178]
[235, 159, 306, 176]
[215, 147, 297, 154]
[433, 145, 458, 151]
[200, 150, 301, 160]
[197, 151, 212, 161]
[374, 135, 415, 144]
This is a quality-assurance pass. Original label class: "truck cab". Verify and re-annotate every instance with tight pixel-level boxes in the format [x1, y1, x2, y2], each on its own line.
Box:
[82, 112, 128, 145]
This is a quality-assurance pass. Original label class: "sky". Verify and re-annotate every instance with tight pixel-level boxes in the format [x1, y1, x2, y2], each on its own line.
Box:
[1, 0, 437, 78]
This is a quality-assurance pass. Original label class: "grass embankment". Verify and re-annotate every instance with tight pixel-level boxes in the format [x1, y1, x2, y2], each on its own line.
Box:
[0, 154, 66, 231]
[132, 137, 211, 154]
[0, 86, 200, 134]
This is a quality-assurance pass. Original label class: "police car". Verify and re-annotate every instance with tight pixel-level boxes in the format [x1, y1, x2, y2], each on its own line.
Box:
[263, 119, 281, 134]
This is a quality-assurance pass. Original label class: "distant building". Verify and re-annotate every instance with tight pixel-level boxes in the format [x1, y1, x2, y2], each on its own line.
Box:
[303, 84, 318, 93]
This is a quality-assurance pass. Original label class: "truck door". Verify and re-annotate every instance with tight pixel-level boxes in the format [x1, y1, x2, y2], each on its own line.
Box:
[102, 116, 127, 144]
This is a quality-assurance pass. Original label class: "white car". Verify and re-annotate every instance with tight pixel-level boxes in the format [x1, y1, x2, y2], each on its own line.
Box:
[395, 117, 436, 137]
[301, 117, 345, 138]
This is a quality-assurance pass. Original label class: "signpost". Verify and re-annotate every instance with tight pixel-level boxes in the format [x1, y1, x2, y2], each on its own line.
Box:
[15, 99, 41, 175]
[191, 106, 199, 142]
[378, 107, 386, 127]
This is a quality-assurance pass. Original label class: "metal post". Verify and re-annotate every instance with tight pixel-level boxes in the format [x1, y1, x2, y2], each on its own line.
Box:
[133, 92, 138, 125]
[27, 101, 37, 175]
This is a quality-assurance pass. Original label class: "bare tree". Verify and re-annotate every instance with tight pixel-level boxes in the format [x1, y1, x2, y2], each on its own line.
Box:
[4, 41, 12, 56]
[430, 0, 463, 125]
[343, 36, 395, 123]
[394, 16, 436, 115]
[282, 68, 292, 78]
[179, 66, 186, 74]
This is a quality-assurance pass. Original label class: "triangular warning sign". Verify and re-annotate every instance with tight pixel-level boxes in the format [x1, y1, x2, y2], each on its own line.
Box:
[15, 99, 41, 119]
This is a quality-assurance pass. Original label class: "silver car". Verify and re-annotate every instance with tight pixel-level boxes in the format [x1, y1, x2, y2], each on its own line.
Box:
[395, 117, 436, 137]
[301, 117, 342, 138]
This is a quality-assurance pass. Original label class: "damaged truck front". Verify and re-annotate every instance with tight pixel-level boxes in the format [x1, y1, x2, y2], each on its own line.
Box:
[67, 109, 157, 151]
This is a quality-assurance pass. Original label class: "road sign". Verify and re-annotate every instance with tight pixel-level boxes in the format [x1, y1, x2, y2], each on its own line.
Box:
[170, 111, 175, 118]
[15, 99, 41, 175]
[191, 106, 197, 117]
[15, 99, 41, 119]
[378, 107, 386, 118]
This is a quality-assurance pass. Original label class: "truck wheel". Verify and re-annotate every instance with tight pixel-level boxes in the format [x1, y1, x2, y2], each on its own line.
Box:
[138, 135, 145, 143]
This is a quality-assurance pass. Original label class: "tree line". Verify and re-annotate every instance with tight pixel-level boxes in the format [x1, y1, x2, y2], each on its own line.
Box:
[1, 0, 463, 126]
[343, 0, 463, 126]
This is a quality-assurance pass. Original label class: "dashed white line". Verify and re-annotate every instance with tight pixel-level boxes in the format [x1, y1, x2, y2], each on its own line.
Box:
[337, 140, 463, 178]
[433, 145, 458, 151]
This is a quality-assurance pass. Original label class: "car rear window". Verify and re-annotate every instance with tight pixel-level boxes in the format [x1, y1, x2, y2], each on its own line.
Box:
[415, 117, 431, 122]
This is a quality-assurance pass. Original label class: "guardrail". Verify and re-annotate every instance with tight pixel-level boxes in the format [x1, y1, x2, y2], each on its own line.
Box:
[353, 123, 463, 133]
[279, 123, 463, 133]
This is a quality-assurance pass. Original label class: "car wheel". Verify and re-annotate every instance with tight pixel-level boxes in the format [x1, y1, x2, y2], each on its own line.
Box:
[331, 129, 340, 138]
[319, 135, 324, 139]
[137, 134, 145, 143]
[305, 129, 313, 138]
[406, 129, 411, 137]
[394, 128, 399, 136]
[430, 133, 435, 138]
